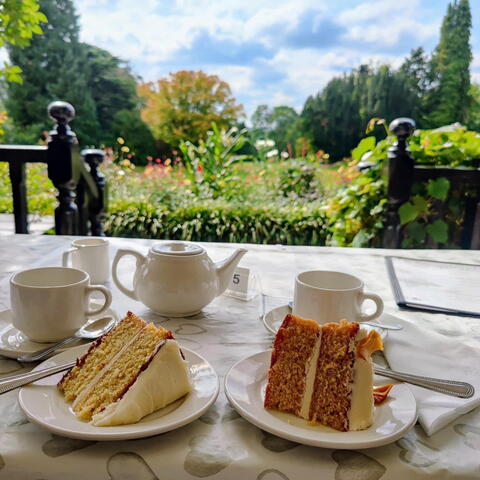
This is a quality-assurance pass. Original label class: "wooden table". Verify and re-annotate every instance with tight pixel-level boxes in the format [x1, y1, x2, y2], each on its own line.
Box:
[0, 234, 479, 480]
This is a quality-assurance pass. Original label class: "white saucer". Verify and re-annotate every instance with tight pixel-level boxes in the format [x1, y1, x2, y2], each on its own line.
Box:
[19, 344, 219, 441]
[225, 351, 417, 449]
[0, 305, 119, 359]
[262, 305, 391, 340]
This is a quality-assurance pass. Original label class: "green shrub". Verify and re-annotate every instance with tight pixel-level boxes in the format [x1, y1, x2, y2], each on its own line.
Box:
[179, 123, 250, 197]
[279, 161, 320, 199]
[324, 122, 480, 247]
[0, 162, 56, 216]
[105, 199, 327, 245]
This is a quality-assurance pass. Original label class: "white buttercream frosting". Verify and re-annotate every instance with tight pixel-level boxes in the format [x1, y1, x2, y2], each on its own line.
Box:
[348, 328, 374, 431]
[299, 331, 322, 419]
[91, 340, 190, 426]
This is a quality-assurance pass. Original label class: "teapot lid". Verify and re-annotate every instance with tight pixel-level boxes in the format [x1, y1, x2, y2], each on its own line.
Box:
[151, 241, 204, 256]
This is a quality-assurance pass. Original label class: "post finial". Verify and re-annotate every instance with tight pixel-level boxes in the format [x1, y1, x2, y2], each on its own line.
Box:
[389, 118, 416, 140]
[47, 101, 75, 125]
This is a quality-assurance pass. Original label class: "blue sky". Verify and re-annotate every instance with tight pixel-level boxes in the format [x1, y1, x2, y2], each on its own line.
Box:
[77, 0, 480, 118]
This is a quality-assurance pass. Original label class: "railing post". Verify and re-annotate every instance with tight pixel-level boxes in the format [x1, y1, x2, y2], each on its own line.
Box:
[46, 101, 80, 235]
[81, 149, 107, 236]
[382, 118, 416, 248]
[8, 160, 29, 234]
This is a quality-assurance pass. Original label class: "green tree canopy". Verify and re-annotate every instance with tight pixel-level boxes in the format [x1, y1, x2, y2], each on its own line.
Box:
[426, 0, 472, 126]
[300, 64, 418, 160]
[466, 83, 480, 132]
[81, 44, 138, 141]
[80, 43, 156, 161]
[6, 0, 99, 144]
[139, 70, 244, 148]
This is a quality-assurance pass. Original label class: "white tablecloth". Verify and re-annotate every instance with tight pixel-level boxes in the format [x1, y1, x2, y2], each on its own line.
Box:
[0, 235, 479, 480]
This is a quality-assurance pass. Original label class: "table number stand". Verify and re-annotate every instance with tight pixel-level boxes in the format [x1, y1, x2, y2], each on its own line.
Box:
[223, 266, 260, 301]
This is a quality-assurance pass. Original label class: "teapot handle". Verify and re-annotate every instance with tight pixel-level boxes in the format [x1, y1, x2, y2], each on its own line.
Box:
[112, 249, 146, 301]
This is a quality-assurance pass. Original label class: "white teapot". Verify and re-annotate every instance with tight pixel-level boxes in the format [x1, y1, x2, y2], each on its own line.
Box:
[112, 241, 247, 317]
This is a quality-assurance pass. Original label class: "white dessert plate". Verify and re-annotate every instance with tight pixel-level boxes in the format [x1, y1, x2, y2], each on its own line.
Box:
[225, 350, 417, 449]
[18, 344, 219, 441]
[262, 305, 391, 340]
[0, 305, 119, 360]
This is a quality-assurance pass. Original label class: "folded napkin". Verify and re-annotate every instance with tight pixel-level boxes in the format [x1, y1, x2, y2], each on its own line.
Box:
[381, 313, 480, 436]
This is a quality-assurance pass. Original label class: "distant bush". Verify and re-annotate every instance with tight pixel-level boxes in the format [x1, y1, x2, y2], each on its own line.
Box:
[105, 200, 327, 245]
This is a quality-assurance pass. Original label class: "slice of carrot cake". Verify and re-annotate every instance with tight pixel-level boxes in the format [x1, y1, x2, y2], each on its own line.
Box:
[58, 312, 190, 426]
[264, 314, 384, 431]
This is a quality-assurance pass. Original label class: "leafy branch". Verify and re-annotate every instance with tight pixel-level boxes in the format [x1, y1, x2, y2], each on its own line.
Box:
[0, 0, 48, 82]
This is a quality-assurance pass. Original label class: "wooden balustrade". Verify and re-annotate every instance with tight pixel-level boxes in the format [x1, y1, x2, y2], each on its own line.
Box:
[0, 101, 107, 236]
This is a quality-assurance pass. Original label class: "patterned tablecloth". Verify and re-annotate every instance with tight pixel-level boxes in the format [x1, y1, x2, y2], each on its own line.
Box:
[0, 234, 479, 480]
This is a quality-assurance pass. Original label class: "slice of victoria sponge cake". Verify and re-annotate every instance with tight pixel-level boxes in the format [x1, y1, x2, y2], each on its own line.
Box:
[264, 314, 384, 431]
[58, 312, 190, 426]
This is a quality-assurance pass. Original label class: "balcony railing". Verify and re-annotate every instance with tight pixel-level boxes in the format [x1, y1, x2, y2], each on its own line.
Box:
[0, 101, 107, 236]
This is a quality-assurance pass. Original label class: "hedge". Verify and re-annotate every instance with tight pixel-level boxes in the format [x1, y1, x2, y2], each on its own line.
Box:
[105, 200, 327, 245]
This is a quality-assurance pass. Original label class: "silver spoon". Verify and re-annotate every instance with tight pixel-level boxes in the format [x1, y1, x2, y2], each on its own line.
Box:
[17, 316, 116, 363]
[287, 301, 403, 331]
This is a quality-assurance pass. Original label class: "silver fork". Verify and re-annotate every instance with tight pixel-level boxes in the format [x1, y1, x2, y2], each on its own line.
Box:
[0, 361, 76, 395]
[373, 364, 475, 398]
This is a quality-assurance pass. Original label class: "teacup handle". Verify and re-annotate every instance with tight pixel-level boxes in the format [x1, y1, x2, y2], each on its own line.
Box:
[112, 249, 146, 300]
[62, 247, 78, 267]
[359, 292, 384, 321]
[85, 285, 112, 317]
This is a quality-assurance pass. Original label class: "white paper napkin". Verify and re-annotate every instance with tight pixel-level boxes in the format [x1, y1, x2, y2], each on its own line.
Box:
[381, 313, 480, 436]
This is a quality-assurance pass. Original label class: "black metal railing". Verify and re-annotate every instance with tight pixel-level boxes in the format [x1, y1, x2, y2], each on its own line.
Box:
[383, 118, 480, 249]
[0, 101, 107, 236]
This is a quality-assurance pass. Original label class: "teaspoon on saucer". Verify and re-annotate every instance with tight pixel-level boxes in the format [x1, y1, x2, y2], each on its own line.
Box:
[17, 316, 116, 363]
[287, 301, 403, 331]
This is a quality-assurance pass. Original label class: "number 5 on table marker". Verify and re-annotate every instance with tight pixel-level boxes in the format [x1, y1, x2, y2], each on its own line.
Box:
[224, 266, 259, 300]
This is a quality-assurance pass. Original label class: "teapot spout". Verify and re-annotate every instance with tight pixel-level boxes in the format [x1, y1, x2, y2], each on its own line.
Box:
[215, 248, 248, 295]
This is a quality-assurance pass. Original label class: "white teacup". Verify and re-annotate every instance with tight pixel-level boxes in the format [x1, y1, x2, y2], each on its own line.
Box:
[62, 238, 110, 284]
[293, 270, 383, 324]
[10, 267, 112, 342]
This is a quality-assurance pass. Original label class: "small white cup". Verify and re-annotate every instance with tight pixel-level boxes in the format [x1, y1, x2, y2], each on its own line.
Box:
[10, 267, 112, 342]
[62, 238, 110, 284]
[293, 270, 383, 324]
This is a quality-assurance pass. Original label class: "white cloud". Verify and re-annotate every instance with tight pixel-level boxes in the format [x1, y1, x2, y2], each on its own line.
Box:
[338, 0, 437, 47]
[73, 0, 479, 115]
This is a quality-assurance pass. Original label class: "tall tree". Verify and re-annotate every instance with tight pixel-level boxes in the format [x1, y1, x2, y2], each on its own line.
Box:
[397, 47, 431, 126]
[426, 0, 472, 126]
[6, 0, 100, 144]
[300, 65, 417, 159]
[466, 83, 480, 132]
[80, 43, 156, 161]
[139, 70, 244, 148]
[81, 44, 138, 142]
